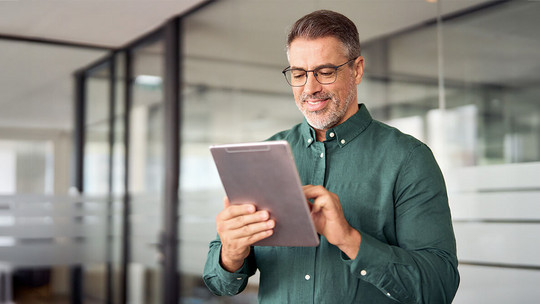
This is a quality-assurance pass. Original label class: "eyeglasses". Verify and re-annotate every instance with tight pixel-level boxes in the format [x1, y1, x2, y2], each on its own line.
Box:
[282, 57, 357, 87]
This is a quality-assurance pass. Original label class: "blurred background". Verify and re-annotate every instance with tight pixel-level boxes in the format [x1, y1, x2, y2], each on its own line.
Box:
[1, 0, 539, 303]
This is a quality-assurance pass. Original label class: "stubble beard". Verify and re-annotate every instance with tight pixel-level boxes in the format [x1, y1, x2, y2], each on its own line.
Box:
[298, 78, 356, 131]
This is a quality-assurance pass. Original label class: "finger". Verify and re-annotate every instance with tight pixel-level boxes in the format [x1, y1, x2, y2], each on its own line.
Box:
[303, 185, 327, 199]
[223, 196, 231, 208]
[311, 200, 323, 213]
[226, 210, 270, 230]
[229, 219, 275, 240]
[238, 226, 274, 246]
[220, 203, 256, 221]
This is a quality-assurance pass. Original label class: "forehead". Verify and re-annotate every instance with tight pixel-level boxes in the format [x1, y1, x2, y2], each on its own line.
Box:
[288, 36, 348, 68]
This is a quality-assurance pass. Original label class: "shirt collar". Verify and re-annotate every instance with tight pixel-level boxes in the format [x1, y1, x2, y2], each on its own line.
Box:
[301, 103, 373, 148]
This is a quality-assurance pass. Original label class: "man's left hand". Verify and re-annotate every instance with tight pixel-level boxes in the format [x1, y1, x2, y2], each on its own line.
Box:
[303, 185, 361, 259]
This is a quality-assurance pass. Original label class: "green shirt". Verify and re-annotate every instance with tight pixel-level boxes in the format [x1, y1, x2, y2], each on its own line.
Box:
[203, 104, 459, 303]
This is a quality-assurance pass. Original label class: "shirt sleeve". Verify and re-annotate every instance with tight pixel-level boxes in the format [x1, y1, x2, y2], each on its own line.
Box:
[202, 236, 258, 296]
[342, 143, 460, 303]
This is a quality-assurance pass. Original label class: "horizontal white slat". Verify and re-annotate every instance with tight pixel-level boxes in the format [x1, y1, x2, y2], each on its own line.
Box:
[179, 216, 216, 243]
[2, 242, 106, 267]
[130, 215, 161, 238]
[454, 223, 540, 266]
[449, 191, 540, 220]
[130, 195, 162, 217]
[445, 162, 540, 192]
[180, 189, 224, 217]
[0, 206, 107, 217]
[454, 264, 540, 304]
[1, 222, 107, 238]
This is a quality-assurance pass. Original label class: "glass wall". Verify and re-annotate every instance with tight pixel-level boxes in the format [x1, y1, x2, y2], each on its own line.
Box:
[180, 1, 540, 303]
[0, 140, 54, 195]
[128, 36, 165, 304]
[81, 55, 125, 304]
[64, 1, 540, 303]
[83, 62, 111, 303]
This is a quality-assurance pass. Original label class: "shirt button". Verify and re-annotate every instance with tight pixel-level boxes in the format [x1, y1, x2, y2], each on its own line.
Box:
[386, 292, 391, 297]
[307, 138, 313, 144]
[360, 270, 367, 276]
[305, 274, 311, 280]
[340, 139, 346, 144]
[329, 132, 335, 138]
[320, 153, 324, 158]
[237, 277, 242, 280]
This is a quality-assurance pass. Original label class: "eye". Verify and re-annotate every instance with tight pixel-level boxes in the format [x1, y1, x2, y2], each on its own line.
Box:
[291, 70, 306, 78]
[316, 68, 336, 77]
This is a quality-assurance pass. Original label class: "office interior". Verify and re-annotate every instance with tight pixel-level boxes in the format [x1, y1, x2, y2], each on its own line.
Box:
[1, 0, 539, 303]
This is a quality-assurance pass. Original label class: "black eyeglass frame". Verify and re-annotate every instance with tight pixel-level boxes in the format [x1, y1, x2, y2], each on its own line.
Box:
[281, 57, 358, 87]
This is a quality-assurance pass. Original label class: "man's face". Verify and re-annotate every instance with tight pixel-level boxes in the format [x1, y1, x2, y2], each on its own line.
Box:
[288, 36, 364, 131]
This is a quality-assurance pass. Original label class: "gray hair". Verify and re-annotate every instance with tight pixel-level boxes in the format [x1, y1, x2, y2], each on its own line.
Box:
[286, 10, 361, 60]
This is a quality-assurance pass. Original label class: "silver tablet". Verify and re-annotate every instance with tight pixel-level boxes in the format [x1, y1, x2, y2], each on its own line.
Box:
[210, 140, 319, 247]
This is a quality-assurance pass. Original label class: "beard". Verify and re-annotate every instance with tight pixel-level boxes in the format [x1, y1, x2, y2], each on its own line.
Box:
[297, 78, 357, 131]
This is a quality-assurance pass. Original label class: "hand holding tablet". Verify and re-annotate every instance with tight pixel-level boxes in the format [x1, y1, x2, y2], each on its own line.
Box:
[210, 141, 320, 247]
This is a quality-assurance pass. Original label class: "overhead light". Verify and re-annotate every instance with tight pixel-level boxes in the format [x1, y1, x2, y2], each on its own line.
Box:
[135, 75, 162, 86]
[426, 0, 437, 3]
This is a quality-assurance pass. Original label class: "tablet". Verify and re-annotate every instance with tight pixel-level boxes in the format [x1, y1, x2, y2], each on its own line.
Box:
[210, 140, 319, 247]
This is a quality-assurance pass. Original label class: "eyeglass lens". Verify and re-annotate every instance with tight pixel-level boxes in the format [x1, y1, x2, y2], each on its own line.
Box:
[284, 67, 338, 86]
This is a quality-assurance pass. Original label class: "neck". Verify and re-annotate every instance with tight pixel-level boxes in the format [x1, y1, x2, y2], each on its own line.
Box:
[315, 129, 326, 142]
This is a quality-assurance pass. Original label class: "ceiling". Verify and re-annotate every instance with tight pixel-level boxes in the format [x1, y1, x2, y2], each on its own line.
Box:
[0, 0, 500, 131]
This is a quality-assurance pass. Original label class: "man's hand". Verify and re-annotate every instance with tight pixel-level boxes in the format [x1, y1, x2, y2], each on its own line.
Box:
[303, 185, 361, 259]
[216, 197, 275, 272]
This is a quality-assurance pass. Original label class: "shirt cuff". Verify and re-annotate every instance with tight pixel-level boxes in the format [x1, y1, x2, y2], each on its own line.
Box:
[340, 232, 392, 281]
[216, 246, 250, 287]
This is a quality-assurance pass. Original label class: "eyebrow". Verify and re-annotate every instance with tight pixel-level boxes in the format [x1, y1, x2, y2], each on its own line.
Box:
[289, 63, 338, 70]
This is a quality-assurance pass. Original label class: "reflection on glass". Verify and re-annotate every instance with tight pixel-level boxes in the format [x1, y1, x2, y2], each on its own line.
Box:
[83, 64, 111, 303]
[128, 37, 165, 304]
[0, 140, 54, 195]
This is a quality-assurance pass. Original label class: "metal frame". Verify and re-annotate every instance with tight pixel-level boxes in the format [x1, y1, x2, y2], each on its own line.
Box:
[120, 48, 132, 304]
[72, 71, 86, 304]
[162, 16, 182, 304]
[106, 54, 117, 304]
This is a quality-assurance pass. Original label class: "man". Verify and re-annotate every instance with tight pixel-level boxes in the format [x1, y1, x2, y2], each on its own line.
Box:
[203, 10, 459, 303]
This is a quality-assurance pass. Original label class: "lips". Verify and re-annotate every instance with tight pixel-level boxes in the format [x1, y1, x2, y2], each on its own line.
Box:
[304, 97, 330, 112]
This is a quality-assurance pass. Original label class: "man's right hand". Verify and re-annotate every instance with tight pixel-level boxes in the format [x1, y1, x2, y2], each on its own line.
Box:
[216, 197, 275, 272]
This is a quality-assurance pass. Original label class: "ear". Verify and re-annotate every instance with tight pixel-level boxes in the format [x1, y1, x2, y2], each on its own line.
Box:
[354, 56, 365, 85]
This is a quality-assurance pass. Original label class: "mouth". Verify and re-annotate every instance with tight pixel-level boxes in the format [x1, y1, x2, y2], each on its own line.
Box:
[304, 97, 330, 112]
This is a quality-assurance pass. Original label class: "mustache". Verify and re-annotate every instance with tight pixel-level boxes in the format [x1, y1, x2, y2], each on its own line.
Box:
[301, 92, 335, 102]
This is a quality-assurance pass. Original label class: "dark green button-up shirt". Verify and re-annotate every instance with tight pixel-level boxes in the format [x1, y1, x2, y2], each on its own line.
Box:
[203, 104, 459, 303]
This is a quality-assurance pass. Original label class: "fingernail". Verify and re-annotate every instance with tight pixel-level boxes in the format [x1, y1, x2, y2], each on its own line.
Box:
[267, 220, 274, 228]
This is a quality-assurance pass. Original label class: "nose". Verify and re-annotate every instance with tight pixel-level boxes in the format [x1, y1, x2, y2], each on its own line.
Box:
[303, 71, 323, 95]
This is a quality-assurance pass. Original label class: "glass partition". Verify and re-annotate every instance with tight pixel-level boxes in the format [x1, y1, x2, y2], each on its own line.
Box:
[83, 62, 111, 303]
[180, 1, 540, 304]
[55, 1, 539, 303]
[128, 36, 165, 304]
